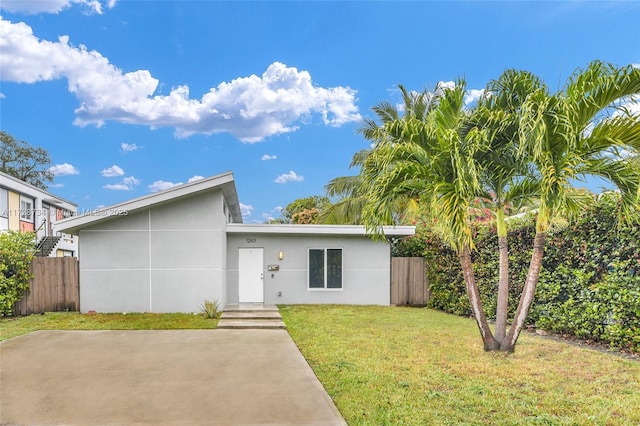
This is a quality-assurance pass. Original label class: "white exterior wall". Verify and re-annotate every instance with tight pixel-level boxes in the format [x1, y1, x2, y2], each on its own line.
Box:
[226, 233, 392, 305]
[78, 190, 228, 313]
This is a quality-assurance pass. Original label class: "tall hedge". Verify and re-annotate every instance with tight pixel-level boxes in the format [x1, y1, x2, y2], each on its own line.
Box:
[0, 231, 35, 316]
[393, 192, 640, 352]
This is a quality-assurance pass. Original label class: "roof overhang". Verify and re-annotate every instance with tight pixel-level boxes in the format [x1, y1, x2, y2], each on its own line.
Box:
[57, 171, 241, 235]
[0, 171, 78, 208]
[226, 223, 415, 237]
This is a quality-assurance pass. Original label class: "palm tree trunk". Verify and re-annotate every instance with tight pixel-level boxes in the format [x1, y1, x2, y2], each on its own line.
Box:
[494, 236, 509, 344]
[459, 246, 500, 351]
[501, 232, 546, 352]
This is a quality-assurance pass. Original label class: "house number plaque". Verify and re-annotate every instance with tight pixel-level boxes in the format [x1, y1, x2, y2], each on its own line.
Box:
[246, 237, 257, 243]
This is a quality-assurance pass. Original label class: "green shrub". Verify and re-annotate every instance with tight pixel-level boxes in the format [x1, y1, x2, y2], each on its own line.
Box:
[400, 192, 640, 352]
[0, 231, 36, 316]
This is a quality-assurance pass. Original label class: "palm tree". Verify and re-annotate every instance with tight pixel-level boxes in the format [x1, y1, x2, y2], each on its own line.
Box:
[352, 61, 639, 353]
[360, 81, 501, 350]
[323, 149, 421, 225]
[501, 60, 640, 351]
[470, 70, 544, 343]
[322, 150, 373, 225]
[322, 85, 442, 225]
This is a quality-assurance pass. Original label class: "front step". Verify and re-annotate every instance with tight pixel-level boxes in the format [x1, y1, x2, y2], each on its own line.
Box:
[217, 319, 287, 330]
[217, 304, 286, 330]
[223, 304, 279, 312]
[221, 311, 282, 320]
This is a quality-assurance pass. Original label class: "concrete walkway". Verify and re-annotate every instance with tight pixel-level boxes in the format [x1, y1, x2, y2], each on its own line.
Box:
[0, 328, 346, 425]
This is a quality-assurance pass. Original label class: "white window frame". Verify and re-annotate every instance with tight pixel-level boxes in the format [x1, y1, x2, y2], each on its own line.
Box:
[308, 247, 343, 291]
[19, 197, 34, 222]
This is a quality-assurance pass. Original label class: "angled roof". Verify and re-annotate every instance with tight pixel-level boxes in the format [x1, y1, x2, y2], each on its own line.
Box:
[227, 223, 415, 237]
[56, 171, 241, 234]
[0, 170, 78, 209]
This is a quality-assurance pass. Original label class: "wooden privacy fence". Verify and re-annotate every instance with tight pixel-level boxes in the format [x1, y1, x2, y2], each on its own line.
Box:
[391, 257, 429, 306]
[13, 257, 79, 315]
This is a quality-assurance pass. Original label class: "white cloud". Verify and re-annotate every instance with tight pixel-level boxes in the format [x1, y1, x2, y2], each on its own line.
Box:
[260, 205, 284, 222]
[103, 175, 139, 190]
[261, 213, 275, 222]
[622, 95, 640, 117]
[464, 89, 485, 106]
[261, 154, 277, 161]
[49, 163, 79, 176]
[0, 18, 361, 142]
[102, 183, 130, 191]
[123, 176, 140, 186]
[147, 176, 202, 192]
[431, 80, 457, 101]
[274, 170, 304, 184]
[436, 80, 456, 93]
[120, 142, 139, 153]
[101, 165, 124, 177]
[0, 92, 5, 98]
[239, 203, 254, 218]
[148, 180, 183, 192]
[49, 183, 64, 188]
[0, 0, 115, 15]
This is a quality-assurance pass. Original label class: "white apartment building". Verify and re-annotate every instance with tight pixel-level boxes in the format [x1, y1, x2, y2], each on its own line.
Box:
[0, 171, 78, 257]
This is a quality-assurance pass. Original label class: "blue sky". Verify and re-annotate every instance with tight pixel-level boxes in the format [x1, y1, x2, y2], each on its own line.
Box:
[1, 1, 639, 222]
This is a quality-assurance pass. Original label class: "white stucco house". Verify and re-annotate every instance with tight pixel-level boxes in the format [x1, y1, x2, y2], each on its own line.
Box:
[56, 171, 414, 313]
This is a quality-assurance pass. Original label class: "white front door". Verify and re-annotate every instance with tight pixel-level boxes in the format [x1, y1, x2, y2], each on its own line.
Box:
[238, 248, 264, 303]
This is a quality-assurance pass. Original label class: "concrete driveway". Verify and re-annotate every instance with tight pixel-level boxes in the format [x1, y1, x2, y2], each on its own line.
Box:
[0, 330, 346, 426]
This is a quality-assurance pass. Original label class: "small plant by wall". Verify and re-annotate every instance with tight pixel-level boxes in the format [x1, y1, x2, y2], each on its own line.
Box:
[200, 299, 221, 319]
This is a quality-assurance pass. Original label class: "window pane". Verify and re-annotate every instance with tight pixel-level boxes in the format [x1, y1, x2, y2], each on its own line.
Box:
[326, 249, 342, 289]
[309, 249, 325, 288]
[20, 198, 33, 222]
[0, 188, 7, 218]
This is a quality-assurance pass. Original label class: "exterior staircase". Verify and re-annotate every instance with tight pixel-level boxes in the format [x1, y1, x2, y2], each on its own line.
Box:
[35, 236, 61, 257]
[217, 304, 286, 329]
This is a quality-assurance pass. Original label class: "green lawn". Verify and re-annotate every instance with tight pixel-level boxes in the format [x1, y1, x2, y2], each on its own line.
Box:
[279, 305, 640, 426]
[2, 306, 638, 425]
[0, 312, 218, 341]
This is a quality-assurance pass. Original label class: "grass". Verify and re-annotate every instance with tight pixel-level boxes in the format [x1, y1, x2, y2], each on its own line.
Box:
[279, 305, 640, 426]
[2, 306, 638, 425]
[0, 312, 218, 341]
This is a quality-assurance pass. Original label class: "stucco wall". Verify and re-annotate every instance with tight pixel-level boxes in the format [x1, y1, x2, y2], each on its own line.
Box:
[226, 233, 391, 305]
[78, 190, 227, 313]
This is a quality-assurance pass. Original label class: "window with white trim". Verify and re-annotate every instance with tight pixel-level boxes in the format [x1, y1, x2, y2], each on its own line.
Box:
[308, 248, 343, 289]
[20, 197, 33, 222]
